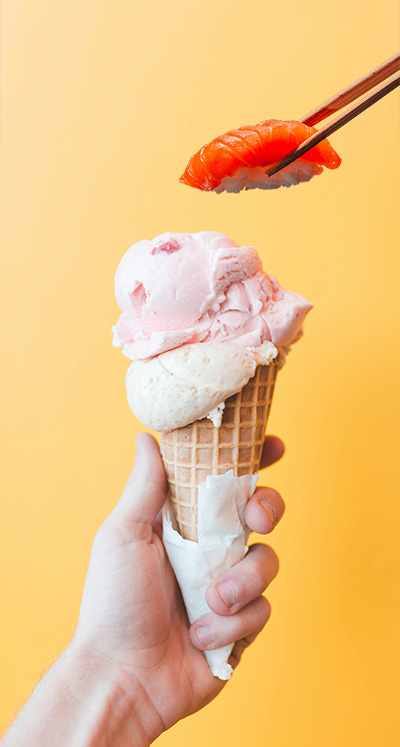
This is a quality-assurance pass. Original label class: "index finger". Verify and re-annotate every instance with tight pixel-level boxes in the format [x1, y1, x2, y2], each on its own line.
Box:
[259, 435, 285, 469]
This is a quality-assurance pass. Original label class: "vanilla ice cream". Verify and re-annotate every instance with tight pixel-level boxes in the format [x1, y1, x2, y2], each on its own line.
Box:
[126, 341, 279, 431]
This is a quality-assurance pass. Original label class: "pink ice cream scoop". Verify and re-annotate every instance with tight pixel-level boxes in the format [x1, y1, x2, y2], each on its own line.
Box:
[112, 231, 312, 359]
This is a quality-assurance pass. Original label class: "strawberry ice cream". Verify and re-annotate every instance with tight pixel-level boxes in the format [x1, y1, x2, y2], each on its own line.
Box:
[112, 231, 312, 360]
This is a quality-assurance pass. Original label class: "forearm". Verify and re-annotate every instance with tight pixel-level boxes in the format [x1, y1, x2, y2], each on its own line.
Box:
[2, 641, 163, 747]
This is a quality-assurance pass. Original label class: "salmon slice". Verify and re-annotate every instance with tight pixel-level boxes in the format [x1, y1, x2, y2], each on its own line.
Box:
[180, 119, 341, 193]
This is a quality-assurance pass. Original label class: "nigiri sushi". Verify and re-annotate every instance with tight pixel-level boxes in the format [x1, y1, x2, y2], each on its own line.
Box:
[180, 119, 341, 193]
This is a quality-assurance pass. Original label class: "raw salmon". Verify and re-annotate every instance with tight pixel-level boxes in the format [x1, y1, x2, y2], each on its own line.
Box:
[180, 119, 341, 193]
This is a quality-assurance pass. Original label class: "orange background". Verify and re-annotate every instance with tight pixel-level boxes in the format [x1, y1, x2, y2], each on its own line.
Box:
[1, 1, 399, 745]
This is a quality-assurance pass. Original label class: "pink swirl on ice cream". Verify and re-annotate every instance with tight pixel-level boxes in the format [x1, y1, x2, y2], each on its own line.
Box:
[112, 231, 312, 360]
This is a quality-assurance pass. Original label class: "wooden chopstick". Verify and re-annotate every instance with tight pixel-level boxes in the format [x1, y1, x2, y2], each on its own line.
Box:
[266, 55, 400, 178]
[301, 53, 400, 127]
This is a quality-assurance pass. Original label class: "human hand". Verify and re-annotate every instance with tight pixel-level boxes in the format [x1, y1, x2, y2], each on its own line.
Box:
[72, 433, 285, 743]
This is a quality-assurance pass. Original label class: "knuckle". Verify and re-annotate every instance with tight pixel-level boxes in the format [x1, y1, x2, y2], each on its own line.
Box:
[235, 606, 249, 633]
[238, 597, 271, 638]
[263, 545, 280, 576]
[249, 544, 279, 585]
[259, 596, 272, 623]
[92, 515, 142, 555]
[250, 558, 269, 590]
[252, 599, 271, 634]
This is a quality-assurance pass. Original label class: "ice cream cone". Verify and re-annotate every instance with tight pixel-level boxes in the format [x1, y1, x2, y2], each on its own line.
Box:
[160, 361, 279, 541]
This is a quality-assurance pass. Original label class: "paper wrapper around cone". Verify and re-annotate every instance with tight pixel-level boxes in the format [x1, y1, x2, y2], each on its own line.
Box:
[160, 361, 279, 541]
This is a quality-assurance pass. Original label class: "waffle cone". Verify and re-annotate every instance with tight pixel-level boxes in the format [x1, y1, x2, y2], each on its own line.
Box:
[160, 361, 279, 541]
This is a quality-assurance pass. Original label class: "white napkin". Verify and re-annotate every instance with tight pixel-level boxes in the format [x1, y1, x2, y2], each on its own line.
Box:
[162, 469, 258, 680]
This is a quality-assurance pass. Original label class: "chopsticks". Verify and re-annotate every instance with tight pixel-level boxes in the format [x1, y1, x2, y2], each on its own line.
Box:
[300, 53, 400, 126]
[266, 53, 400, 178]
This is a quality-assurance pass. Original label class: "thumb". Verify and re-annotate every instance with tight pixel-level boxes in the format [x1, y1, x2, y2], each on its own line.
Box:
[112, 433, 167, 527]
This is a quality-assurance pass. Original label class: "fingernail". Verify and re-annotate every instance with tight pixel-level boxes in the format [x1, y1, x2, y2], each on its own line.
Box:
[195, 626, 213, 646]
[217, 581, 237, 609]
[260, 500, 279, 526]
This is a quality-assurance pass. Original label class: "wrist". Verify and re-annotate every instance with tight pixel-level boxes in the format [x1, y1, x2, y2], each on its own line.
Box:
[4, 640, 164, 747]
[64, 638, 165, 746]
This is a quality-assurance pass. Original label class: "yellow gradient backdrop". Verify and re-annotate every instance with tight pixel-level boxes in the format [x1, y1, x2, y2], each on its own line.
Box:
[1, 2, 399, 745]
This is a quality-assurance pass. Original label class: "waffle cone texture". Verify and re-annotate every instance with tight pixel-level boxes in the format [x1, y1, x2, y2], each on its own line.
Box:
[160, 361, 279, 541]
